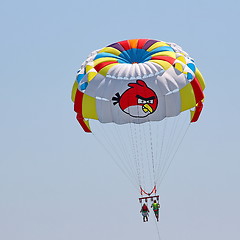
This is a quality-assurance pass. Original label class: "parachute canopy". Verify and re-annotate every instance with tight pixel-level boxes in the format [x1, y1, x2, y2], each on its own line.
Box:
[72, 39, 205, 133]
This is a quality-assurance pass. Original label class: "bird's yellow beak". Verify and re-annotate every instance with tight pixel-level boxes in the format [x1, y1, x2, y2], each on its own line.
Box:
[142, 104, 153, 113]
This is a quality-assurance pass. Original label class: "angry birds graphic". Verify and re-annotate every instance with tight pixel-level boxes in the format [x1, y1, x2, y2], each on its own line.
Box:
[112, 80, 158, 118]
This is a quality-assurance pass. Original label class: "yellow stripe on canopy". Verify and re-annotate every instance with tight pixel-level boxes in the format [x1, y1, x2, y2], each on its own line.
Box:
[86, 64, 93, 73]
[174, 62, 184, 73]
[87, 72, 98, 82]
[195, 68, 206, 90]
[93, 57, 118, 66]
[82, 94, 98, 120]
[151, 51, 176, 59]
[147, 42, 170, 52]
[98, 47, 121, 56]
[99, 63, 119, 76]
[71, 81, 78, 102]
[176, 56, 186, 64]
[179, 84, 196, 112]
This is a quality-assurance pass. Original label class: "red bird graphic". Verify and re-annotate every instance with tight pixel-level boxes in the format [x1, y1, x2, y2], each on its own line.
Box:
[112, 80, 158, 118]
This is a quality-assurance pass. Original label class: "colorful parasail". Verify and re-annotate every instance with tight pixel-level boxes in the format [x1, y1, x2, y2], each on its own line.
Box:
[71, 38, 205, 197]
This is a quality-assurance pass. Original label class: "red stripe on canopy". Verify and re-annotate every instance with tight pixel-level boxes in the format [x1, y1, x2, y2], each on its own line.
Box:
[190, 77, 204, 123]
[191, 101, 203, 123]
[191, 77, 204, 103]
[119, 40, 131, 51]
[151, 56, 175, 65]
[94, 61, 118, 72]
[74, 89, 91, 132]
[74, 89, 83, 113]
[137, 39, 149, 49]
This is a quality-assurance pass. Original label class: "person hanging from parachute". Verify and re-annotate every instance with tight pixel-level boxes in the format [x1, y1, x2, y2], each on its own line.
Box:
[140, 203, 150, 222]
[139, 186, 160, 222]
[151, 200, 160, 221]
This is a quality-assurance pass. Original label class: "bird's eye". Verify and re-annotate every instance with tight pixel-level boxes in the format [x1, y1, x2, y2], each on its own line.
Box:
[138, 99, 146, 104]
[147, 100, 154, 104]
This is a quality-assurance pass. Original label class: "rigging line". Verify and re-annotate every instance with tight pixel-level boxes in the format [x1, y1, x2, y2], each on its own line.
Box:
[138, 119, 146, 191]
[129, 120, 141, 187]
[114, 81, 139, 180]
[136, 122, 145, 188]
[132, 103, 143, 189]
[134, 87, 146, 190]
[147, 131, 154, 190]
[92, 132, 139, 190]
[143, 122, 152, 190]
[112, 124, 137, 181]
[157, 118, 168, 173]
[162, 116, 179, 161]
[148, 120, 156, 185]
[124, 82, 142, 187]
[93, 126, 138, 185]
[156, 113, 190, 182]
[124, 124, 140, 180]
[153, 122, 161, 178]
[157, 116, 179, 181]
[127, 114, 142, 186]
[92, 121, 139, 185]
[153, 122, 161, 182]
[157, 123, 191, 186]
[163, 113, 188, 168]
[154, 217, 162, 240]
[97, 124, 137, 183]
[155, 119, 167, 176]
[109, 124, 138, 183]
[101, 79, 139, 185]
[154, 122, 161, 172]
[129, 122, 141, 186]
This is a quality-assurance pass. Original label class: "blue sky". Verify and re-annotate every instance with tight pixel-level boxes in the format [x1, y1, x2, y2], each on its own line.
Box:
[1, 0, 240, 239]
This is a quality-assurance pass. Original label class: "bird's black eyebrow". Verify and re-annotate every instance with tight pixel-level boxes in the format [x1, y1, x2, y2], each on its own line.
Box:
[136, 95, 156, 101]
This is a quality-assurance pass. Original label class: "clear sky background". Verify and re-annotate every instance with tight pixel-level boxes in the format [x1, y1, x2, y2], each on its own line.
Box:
[1, 0, 240, 239]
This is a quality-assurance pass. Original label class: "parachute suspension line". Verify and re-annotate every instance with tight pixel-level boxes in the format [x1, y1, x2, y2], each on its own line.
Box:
[136, 92, 147, 190]
[154, 121, 161, 180]
[111, 122, 137, 183]
[92, 131, 139, 190]
[114, 124, 138, 184]
[148, 120, 156, 186]
[163, 114, 186, 168]
[117, 83, 140, 184]
[163, 117, 179, 159]
[155, 118, 167, 178]
[154, 217, 162, 240]
[116, 81, 141, 183]
[96, 79, 139, 187]
[143, 121, 153, 191]
[125, 124, 140, 184]
[136, 121, 146, 190]
[157, 113, 190, 183]
[157, 123, 191, 186]
[125, 85, 143, 188]
[93, 80, 139, 186]
[97, 126, 137, 185]
[157, 116, 180, 182]
[103, 129, 137, 186]
[129, 122, 141, 186]
[135, 100, 146, 191]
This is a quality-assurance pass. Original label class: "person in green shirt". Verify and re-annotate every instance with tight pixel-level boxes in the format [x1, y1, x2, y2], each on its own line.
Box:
[151, 200, 160, 221]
